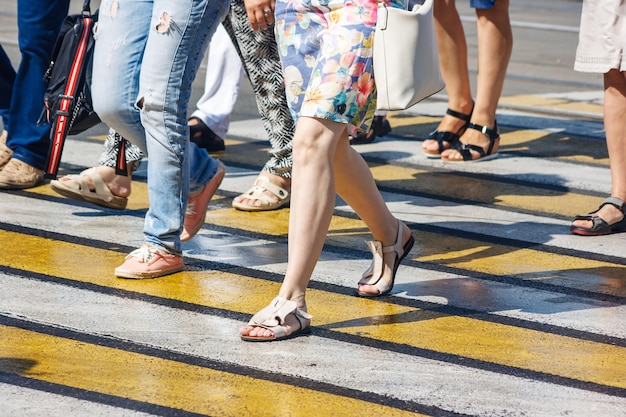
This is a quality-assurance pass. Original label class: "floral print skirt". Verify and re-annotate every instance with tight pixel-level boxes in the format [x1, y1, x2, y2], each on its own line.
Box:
[274, 0, 405, 132]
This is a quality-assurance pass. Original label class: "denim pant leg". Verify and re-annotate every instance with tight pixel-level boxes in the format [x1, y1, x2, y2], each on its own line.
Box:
[0, 45, 16, 128]
[8, 0, 70, 169]
[91, 0, 149, 152]
[139, 0, 229, 253]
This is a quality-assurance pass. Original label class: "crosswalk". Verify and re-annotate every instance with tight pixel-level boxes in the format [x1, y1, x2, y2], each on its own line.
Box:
[0, 96, 624, 416]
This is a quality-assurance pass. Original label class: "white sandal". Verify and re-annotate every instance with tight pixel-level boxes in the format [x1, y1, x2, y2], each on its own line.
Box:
[357, 220, 414, 297]
[241, 296, 312, 342]
[50, 167, 128, 210]
[232, 176, 290, 212]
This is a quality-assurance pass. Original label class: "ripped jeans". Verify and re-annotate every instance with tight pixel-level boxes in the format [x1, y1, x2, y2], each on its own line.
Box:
[92, 0, 230, 255]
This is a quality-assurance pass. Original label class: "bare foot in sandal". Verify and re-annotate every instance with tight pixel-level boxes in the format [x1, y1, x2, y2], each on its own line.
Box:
[50, 165, 135, 210]
[232, 172, 291, 211]
[357, 220, 414, 297]
[240, 296, 312, 342]
[58, 165, 133, 198]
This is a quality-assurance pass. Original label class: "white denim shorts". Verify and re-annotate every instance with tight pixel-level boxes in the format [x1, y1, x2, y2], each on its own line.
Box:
[575, 0, 626, 73]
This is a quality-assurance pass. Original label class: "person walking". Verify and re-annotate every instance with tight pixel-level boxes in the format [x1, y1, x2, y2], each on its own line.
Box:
[570, 0, 626, 236]
[239, 0, 414, 342]
[0, 0, 70, 189]
[90, 0, 229, 278]
[422, 0, 512, 162]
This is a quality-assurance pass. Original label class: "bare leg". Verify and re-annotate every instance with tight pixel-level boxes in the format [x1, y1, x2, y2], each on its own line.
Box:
[572, 69, 626, 228]
[442, 0, 512, 161]
[240, 117, 409, 338]
[422, 0, 473, 154]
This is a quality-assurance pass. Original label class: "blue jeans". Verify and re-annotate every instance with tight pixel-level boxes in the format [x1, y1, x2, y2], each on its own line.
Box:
[470, 0, 496, 8]
[92, 0, 230, 255]
[5, 0, 69, 169]
[0, 45, 16, 128]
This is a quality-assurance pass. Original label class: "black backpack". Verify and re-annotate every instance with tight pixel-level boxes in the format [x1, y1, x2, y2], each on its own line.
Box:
[40, 0, 100, 179]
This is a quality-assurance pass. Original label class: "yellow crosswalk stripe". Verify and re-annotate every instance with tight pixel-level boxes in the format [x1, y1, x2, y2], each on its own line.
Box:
[1, 230, 624, 390]
[0, 325, 427, 417]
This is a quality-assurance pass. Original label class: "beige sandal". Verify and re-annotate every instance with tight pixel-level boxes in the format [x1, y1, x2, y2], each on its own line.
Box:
[241, 296, 312, 342]
[357, 220, 414, 297]
[0, 130, 13, 170]
[50, 167, 128, 210]
[232, 176, 290, 211]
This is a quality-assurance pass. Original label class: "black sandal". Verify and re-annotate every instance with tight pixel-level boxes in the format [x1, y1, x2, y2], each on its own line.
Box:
[422, 107, 473, 158]
[442, 120, 500, 162]
[188, 117, 225, 152]
[570, 197, 626, 236]
[351, 115, 392, 145]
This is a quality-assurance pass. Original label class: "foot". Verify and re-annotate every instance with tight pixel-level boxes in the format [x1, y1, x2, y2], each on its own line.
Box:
[357, 220, 414, 297]
[0, 130, 12, 170]
[181, 160, 225, 242]
[56, 165, 133, 199]
[572, 205, 624, 230]
[422, 105, 473, 157]
[114, 244, 184, 279]
[232, 172, 290, 211]
[239, 296, 312, 342]
[441, 120, 500, 162]
[350, 115, 392, 145]
[571, 197, 626, 236]
[189, 117, 225, 153]
[0, 158, 44, 189]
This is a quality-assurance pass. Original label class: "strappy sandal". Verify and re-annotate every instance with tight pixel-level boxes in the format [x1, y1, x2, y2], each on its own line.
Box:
[422, 107, 473, 158]
[442, 121, 500, 162]
[351, 115, 392, 145]
[189, 117, 225, 153]
[232, 176, 290, 212]
[570, 197, 626, 236]
[50, 167, 128, 210]
[357, 220, 414, 297]
[241, 296, 313, 342]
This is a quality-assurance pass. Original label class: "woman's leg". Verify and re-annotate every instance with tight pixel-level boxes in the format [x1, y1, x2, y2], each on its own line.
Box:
[442, 0, 512, 161]
[241, 117, 409, 338]
[572, 69, 626, 228]
[225, 0, 295, 209]
[422, 0, 473, 154]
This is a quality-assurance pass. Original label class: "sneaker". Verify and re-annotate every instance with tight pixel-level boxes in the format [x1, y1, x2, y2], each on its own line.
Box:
[181, 160, 225, 242]
[0, 131, 13, 171]
[114, 244, 184, 279]
[0, 158, 43, 189]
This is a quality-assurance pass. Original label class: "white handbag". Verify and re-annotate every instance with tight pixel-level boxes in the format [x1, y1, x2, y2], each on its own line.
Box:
[373, 0, 445, 111]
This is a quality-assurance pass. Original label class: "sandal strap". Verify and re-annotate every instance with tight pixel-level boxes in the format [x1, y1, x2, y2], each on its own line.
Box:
[600, 196, 625, 213]
[248, 296, 312, 330]
[243, 177, 289, 200]
[454, 121, 499, 161]
[446, 107, 473, 123]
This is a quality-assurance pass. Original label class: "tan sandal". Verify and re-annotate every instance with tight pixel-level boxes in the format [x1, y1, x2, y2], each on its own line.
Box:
[241, 296, 312, 342]
[357, 220, 414, 297]
[50, 167, 128, 210]
[232, 176, 290, 212]
[0, 130, 13, 170]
